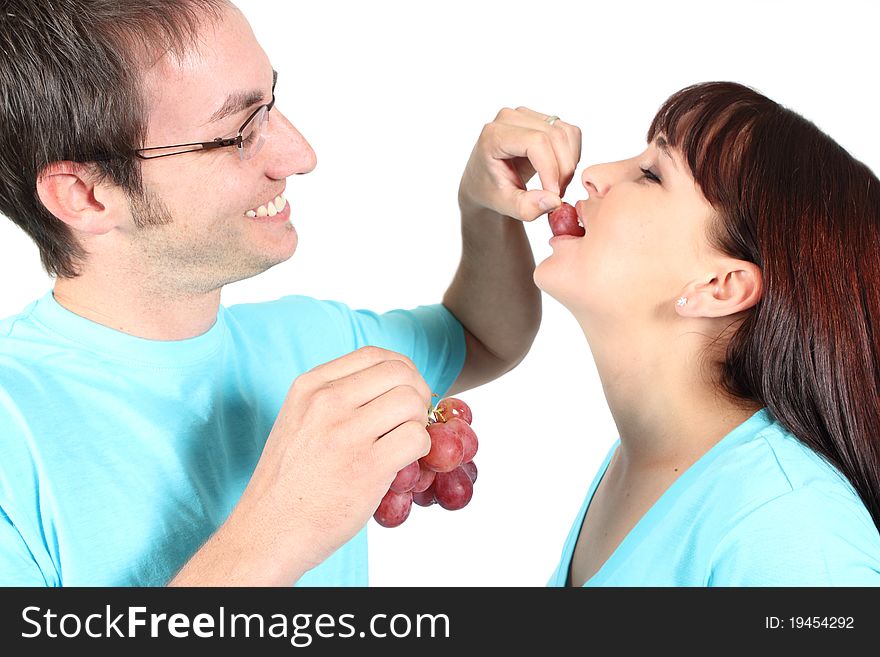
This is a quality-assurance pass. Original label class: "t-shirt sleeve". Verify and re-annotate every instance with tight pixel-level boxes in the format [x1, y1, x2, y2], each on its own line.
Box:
[344, 303, 467, 399]
[708, 486, 880, 586]
[0, 505, 50, 586]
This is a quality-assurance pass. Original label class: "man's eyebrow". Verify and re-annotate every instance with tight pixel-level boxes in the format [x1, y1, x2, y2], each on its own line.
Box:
[205, 71, 277, 125]
[206, 89, 266, 125]
[655, 135, 678, 169]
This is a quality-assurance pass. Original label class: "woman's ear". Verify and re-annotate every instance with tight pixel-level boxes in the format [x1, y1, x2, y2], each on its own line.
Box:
[36, 162, 121, 235]
[676, 260, 763, 318]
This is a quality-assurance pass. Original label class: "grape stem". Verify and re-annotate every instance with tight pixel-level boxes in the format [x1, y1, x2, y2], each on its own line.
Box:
[427, 400, 445, 425]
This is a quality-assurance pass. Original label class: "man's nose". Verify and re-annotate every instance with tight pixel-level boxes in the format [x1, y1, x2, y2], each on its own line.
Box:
[263, 109, 317, 179]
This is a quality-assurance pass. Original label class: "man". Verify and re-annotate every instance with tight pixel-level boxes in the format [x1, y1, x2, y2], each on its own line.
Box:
[0, 0, 579, 585]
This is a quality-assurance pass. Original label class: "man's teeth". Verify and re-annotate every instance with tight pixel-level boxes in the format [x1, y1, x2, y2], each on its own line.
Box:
[245, 194, 286, 218]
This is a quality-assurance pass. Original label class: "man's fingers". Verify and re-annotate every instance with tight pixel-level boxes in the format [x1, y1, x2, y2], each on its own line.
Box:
[298, 345, 419, 391]
[559, 124, 582, 196]
[352, 384, 433, 444]
[372, 420, 432, 472]
[316, 357, 432, 412]
[504, 188, 561, 222]
[514, 108, 581, 197]
[499, 107, 581, 197]
[490, 122, 561, 196]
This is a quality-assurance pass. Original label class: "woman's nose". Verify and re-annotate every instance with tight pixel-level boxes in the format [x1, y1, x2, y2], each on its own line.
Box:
[581, 163, 611, 198]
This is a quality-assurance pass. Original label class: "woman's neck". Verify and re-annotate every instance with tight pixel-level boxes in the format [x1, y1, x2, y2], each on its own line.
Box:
[581, 317, 763, 477]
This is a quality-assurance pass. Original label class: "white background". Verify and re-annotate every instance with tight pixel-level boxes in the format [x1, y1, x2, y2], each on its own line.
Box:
[1, 0, 877, 586]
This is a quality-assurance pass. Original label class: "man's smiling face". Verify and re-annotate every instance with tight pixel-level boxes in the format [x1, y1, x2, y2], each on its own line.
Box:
[122, 3, 316, 293]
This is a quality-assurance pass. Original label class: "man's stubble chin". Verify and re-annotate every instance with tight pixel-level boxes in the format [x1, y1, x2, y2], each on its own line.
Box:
[138, 228, 289, 294]
[129, 197, 292, 294]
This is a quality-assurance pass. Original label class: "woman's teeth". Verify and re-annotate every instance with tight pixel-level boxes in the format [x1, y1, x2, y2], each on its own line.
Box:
[245, 194, 286, 218]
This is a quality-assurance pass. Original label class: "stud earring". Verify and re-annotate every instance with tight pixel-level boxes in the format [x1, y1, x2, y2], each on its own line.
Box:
[676, 297, 688, 308]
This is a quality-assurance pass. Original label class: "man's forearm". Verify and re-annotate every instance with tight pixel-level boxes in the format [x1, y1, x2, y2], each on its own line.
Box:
[168, 494, 313, 587]
[443, 207, 541, 368]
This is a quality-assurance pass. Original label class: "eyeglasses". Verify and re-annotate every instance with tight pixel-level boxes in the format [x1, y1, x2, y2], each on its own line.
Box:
[132, 70, 277, 161]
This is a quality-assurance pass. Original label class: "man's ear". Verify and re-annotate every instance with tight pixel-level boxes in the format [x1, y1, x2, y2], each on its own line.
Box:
[36, 162, 123, 235]
[676, 259, 763, 318]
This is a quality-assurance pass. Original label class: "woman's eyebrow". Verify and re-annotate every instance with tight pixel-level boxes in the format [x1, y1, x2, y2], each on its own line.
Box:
[655, 135, 678, 170]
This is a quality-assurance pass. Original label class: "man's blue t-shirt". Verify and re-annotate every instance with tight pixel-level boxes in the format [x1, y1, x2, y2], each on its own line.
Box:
[0, 292, 466, 586]
[549, 408, 880, 586]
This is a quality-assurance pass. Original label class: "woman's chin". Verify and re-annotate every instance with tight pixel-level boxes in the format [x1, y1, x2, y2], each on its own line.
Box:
[533, 255, 554, 290]
[534, 256, 569, 299]
[534, 261, 574, 309]
[534, 258, 601, 319]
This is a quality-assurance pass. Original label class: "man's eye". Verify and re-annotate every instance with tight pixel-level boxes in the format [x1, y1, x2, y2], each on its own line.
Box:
[640, 167, 661, 184]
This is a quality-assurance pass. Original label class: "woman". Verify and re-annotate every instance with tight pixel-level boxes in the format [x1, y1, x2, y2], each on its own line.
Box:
[532, 82, 880, 585]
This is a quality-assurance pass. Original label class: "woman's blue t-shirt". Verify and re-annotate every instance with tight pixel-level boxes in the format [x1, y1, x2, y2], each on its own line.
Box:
[549, 408, 880, 586]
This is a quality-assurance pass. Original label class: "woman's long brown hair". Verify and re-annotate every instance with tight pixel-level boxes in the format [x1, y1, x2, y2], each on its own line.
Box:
[649, 82, 880, 531]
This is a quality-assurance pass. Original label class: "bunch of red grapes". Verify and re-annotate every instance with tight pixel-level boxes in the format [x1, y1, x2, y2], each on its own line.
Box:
[373, 396, 478, 528]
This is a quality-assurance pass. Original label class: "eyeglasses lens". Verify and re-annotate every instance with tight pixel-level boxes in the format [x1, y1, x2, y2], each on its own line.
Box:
[239, 105, 269, 161]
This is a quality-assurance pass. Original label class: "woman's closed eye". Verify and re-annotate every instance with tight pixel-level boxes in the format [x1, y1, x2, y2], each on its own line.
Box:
[640, 167, 662, 184]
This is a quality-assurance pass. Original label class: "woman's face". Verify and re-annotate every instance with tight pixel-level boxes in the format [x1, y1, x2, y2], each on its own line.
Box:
[534, 137, 717, 326]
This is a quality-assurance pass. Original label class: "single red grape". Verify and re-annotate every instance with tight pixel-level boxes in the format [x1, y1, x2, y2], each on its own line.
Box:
[433, 467, 473, 511]
[461, 460, 478, 484]
[411, 461, 436, 493]
[548, 201, 584, 237]
[412, 485, 436, 507]
[423, 421, 464, 472]
[389, 460, 420, 493]
[435, 397, 473, 425]
[373, 489, 413, 528]
[448, 417, 478, 463]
